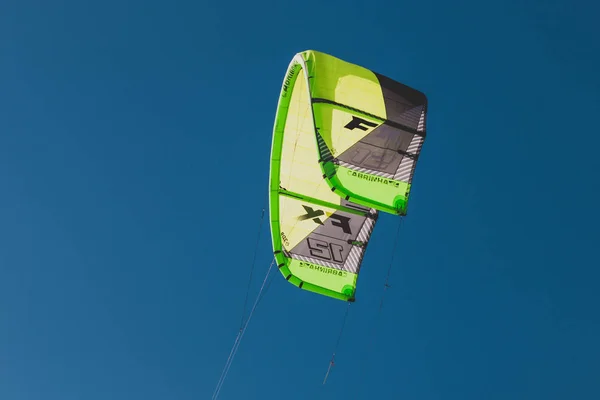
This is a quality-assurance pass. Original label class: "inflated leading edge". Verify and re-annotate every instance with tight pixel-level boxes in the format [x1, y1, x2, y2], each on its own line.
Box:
[269, 50, 428, 302]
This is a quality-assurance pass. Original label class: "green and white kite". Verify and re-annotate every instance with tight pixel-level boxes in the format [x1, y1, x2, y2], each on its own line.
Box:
[269, 50, 428, 302]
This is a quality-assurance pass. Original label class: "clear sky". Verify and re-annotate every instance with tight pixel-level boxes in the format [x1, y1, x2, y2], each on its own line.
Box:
[2, 0, 599, 399]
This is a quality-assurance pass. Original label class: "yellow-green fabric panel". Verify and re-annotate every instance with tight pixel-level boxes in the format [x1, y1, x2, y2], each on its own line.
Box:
[301, 50, 388, 156]
[279, 195, 342, 253]
[301, 50, 387, 117]
[312, 102, 383, 158]
[278, 66, 342, 206]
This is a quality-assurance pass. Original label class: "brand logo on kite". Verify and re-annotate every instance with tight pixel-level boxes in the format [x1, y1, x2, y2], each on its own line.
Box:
[344, 116, 379, 131]
[281, 65, 297, 97]
[297, 205, 352, 234]
[347, 170, 401, 187]
[297, 260, 347, 277]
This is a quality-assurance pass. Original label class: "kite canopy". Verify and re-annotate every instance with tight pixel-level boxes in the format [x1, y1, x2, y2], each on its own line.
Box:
[269, 50, 428, 301]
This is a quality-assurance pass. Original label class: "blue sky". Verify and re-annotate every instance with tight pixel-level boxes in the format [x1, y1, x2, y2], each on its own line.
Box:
[1, 0, 599, 399]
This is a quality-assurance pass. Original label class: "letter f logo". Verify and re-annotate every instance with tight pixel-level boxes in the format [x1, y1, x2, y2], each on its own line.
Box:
[344, 116, 378, 131]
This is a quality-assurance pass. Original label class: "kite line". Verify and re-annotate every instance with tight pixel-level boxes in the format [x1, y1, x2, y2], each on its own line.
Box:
[211, 205, 273, 400]
[211, 259, 274, 400]
[323, 301, 351, 384]
[322, 217, 405, 385]
[239, 208, 266, 330]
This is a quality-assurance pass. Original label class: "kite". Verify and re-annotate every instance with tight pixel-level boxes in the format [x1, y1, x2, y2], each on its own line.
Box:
[269, 50, 428, 302]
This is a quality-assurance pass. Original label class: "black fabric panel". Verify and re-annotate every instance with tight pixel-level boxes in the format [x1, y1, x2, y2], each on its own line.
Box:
[374, 72, 427, 130]
[337, 123, 415, 175]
